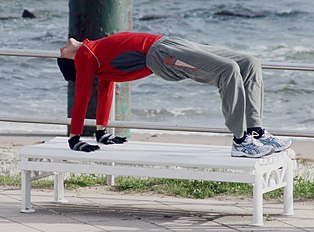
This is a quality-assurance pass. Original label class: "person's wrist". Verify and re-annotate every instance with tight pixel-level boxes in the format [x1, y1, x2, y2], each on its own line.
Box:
[68, 135, 80, 149]
[96, 130, 107, 142]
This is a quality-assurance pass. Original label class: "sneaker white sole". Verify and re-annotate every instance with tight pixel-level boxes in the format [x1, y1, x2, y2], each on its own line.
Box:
[273, 140, 292, 152]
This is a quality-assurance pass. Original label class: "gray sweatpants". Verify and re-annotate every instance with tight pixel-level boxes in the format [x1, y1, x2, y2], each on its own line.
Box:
[146, 37, 263, 138]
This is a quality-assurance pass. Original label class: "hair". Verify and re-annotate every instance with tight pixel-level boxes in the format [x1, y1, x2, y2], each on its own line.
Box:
[57, 58, 76, 82]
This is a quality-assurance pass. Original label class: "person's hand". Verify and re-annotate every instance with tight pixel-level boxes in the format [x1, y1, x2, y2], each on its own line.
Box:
[96, 129, 127, 145]
[68, 135, 100, 152]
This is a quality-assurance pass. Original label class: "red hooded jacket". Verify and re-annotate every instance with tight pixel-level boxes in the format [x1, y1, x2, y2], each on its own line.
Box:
[71, 32, 163, 134]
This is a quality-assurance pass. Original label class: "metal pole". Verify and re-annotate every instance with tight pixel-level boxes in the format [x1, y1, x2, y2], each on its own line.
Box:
[106, 0, 133, 137]
[2, 49, 314, 72]
[2, 115, 314, 138]
[68, 0, 132, 136]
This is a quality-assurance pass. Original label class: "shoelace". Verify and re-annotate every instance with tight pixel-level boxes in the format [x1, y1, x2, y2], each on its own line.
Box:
[239, 135, 263, 155]
[247, 132, 264, 146]
[260, 130, 276, 141]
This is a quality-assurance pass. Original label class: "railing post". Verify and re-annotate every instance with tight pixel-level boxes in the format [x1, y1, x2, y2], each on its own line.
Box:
[68, 0, 132, 137]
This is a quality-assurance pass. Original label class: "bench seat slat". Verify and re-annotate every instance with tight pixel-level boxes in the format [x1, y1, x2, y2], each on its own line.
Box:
[20, 137, 290, 170]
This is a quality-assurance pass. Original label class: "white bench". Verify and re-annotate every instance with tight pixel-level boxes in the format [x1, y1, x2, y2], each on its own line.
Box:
[18, 137, 296, 226]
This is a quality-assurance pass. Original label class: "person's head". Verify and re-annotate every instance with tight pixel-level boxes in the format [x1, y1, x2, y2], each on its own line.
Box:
[59, 38, 82, 59]
[57, 38, 82, 82]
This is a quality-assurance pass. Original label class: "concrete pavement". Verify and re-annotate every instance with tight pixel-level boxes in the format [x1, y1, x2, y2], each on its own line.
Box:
[0, 187, 313, 232]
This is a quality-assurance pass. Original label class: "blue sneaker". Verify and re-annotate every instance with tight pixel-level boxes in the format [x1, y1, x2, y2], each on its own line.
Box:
[255, 129, 292, 152]
[231, 135, 274, 158]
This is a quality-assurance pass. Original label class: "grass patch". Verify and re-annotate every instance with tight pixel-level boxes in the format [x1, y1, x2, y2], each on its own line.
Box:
[114, 177, 253, 198]
[1, 174, 313, 200]
[65, 174, 107, 189]
[0, 174, 106, 189]
[0, 175, 21, 187]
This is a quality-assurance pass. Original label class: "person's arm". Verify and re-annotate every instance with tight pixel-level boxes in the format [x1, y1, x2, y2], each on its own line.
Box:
[94, 79, 127, 144]
[70, 50, 97, 136]
[68, 48, 100, 152]
[96, 79, 114, 128]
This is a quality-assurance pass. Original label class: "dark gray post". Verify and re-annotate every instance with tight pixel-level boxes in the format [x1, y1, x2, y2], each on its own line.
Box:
[68, 0, 132, 136]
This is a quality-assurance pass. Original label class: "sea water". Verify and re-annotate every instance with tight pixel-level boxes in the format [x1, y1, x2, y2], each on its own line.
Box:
[1, 0, 314, 134]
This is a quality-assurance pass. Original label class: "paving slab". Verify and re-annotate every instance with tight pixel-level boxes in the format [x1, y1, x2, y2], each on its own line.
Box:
[0, 188, 313, 232]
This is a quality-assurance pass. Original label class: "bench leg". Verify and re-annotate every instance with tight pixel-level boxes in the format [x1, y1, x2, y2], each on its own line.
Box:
[106, 162, 115, 186]
[252, 171, 263, 226]
[54, 172, 68, 203]
[20, 170, 35, 213]
[283, 159, 294, 216]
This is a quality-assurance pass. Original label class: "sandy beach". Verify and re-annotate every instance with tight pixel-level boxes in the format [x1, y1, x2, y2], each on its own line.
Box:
[0, 131, 313, 179]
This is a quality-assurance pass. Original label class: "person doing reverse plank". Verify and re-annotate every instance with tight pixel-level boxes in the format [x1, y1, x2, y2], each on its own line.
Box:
[57, 32, 291, 157]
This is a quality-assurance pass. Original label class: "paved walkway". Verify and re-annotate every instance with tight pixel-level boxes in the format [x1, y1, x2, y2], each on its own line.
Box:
[0, 188, 313, 231]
